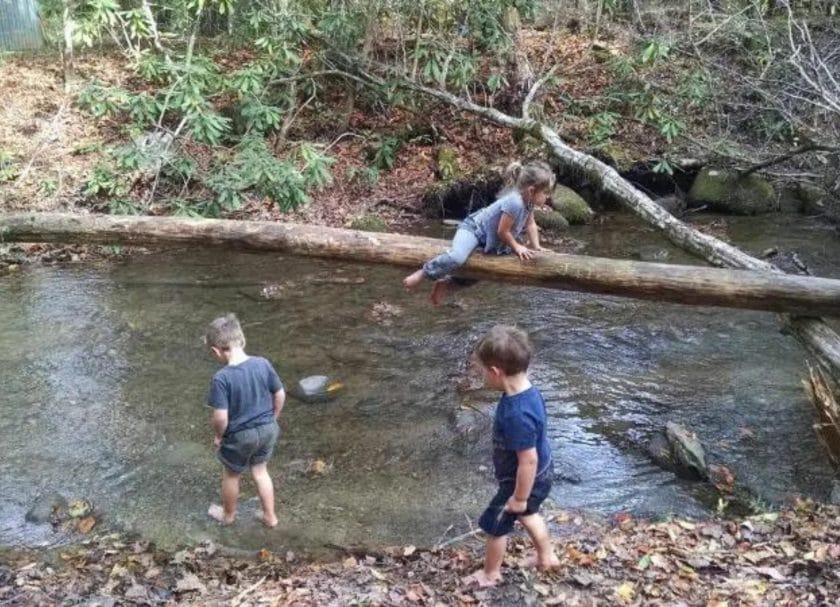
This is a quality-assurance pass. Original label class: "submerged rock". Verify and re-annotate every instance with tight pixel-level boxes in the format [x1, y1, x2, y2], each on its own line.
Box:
[450, 403, 493, 455]
[291, 375, 344, 403]
[687, 168, 777, 215]
[25, 492, 67, 524]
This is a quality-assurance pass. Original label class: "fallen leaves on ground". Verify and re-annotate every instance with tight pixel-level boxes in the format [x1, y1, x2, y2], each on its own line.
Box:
[2, 501, 840, 606]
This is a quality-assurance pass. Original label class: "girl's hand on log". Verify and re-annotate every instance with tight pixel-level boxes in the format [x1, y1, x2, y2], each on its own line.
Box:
[514, 245, 534, 261]
[213, 435, 222, 451]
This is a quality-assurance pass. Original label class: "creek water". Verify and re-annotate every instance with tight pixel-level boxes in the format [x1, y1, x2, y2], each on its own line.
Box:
[0, 213, 838, 554]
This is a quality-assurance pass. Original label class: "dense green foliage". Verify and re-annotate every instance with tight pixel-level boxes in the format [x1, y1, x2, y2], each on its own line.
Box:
[23, 0, 838, 215]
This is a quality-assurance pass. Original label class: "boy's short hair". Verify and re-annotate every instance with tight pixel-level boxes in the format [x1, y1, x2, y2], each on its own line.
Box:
[205, 313, 246, 350]
[474, 325, 532, 375]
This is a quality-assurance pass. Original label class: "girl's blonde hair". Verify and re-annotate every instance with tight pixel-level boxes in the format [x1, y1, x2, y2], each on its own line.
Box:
[503, 160, 556, 193]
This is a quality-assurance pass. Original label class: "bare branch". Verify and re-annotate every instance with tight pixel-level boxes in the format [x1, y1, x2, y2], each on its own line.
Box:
[522, 65, 558, 120]
[740, 143, 839, 177]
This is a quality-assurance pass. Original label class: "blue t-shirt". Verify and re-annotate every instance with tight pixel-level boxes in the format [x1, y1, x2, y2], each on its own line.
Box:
[467, 190, 533, 254]
[492, 386, 552, 482]
[207, 356, 283, 435]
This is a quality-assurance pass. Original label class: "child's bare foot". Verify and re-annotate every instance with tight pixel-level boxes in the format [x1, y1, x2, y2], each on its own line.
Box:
[255, 510, 278, 528]
[429, 279, 451, 306]
[207, 504, 235, 525]
[403, 270, 425, 290]
[523, 552, 561, 570]
[463, 569, 502, 587]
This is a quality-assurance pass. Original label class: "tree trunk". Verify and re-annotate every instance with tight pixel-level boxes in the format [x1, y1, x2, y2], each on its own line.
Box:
[62, 0, 75, 91]
[2, 213, 840, 319]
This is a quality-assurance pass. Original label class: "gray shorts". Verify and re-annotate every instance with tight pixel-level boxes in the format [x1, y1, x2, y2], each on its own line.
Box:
[218, 421, 280, 474]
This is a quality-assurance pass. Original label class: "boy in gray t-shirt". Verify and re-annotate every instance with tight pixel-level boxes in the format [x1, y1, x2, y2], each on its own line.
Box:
[205, 313, 285, 527]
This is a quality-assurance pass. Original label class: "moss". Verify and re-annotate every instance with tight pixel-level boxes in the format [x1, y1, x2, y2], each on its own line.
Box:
[534, 208, 569, 232]
[349, 213, 387, 232]
[551, 184, 594, 224]
[435, 146, 460, 181]
[687, 168, 777, 215]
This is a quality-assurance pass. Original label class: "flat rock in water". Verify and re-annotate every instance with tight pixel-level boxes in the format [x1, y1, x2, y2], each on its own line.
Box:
[292, 375, 343, 403]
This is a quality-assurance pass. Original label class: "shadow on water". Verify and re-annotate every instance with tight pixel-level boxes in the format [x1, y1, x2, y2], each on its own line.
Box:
[0, 213, 837, 553]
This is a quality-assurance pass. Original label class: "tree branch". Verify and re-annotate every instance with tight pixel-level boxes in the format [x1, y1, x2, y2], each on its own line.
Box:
[740, 143, 839, 177]
[522, 65, 558, 120]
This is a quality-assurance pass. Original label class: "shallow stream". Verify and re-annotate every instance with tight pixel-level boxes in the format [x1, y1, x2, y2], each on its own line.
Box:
[1, 213, 838, 554]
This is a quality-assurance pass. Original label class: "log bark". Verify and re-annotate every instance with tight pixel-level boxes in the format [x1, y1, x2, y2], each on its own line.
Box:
[2, 212, 840, 318]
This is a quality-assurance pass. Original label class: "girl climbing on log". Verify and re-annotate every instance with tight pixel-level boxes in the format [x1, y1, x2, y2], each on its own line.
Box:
[403, 160, 555, 305]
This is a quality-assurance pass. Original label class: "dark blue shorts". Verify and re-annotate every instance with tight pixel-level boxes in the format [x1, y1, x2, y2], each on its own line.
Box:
[478, 475, 552, 537]
[218, 421, 280, 474]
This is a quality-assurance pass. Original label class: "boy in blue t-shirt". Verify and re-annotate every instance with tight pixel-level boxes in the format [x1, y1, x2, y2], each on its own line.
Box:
[465, 325, 558, 587]
[204, 313, 285, 527]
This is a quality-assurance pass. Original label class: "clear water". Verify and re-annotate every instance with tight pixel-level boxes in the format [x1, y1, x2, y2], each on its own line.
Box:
[0, 213, 838, 554]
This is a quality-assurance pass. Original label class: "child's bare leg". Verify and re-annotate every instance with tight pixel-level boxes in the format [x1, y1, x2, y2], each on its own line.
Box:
[208, 468, 240, 524]
[429, 279, 452, 306]
[403, 269, 426, 289]
[464, 535, 507, 587]
[519, 514, 559, 570]
[251, 462, 278, 527]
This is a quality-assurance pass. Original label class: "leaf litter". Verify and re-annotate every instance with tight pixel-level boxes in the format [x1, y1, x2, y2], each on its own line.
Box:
[2, 499, 839, 606]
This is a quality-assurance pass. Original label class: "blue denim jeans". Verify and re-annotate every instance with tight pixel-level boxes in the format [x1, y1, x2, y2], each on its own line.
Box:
[422, 225, 480, 281]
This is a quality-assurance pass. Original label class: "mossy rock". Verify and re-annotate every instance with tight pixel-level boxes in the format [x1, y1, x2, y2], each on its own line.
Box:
[435, 146, 460, 181]
[796, 183, 828, 214]
[687, 168, 777, 215]
[534, 208, 569, 232]
[795, 184, 840, 223]
[349, 213, 387, 232]
[551, 184, 595, 224]
[600, 143, 636, 172]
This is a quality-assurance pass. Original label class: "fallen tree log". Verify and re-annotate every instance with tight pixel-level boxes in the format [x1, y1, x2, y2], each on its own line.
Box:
[355, 73, 840, 383]
[2, 212, 840, 318]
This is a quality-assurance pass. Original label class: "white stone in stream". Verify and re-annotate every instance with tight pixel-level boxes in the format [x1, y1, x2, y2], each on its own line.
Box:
[294, 375, 342, 403]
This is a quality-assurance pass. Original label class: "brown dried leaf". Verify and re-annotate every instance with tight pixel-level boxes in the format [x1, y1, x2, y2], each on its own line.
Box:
[77, 516, 96, 534]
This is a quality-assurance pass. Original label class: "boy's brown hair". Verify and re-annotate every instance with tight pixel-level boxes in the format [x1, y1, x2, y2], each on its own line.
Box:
[205, 313, 246, 350]
[474, 325, 533, 375]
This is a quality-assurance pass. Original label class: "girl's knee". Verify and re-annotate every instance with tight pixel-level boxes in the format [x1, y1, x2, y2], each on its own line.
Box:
[449, 249, 471, 265]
